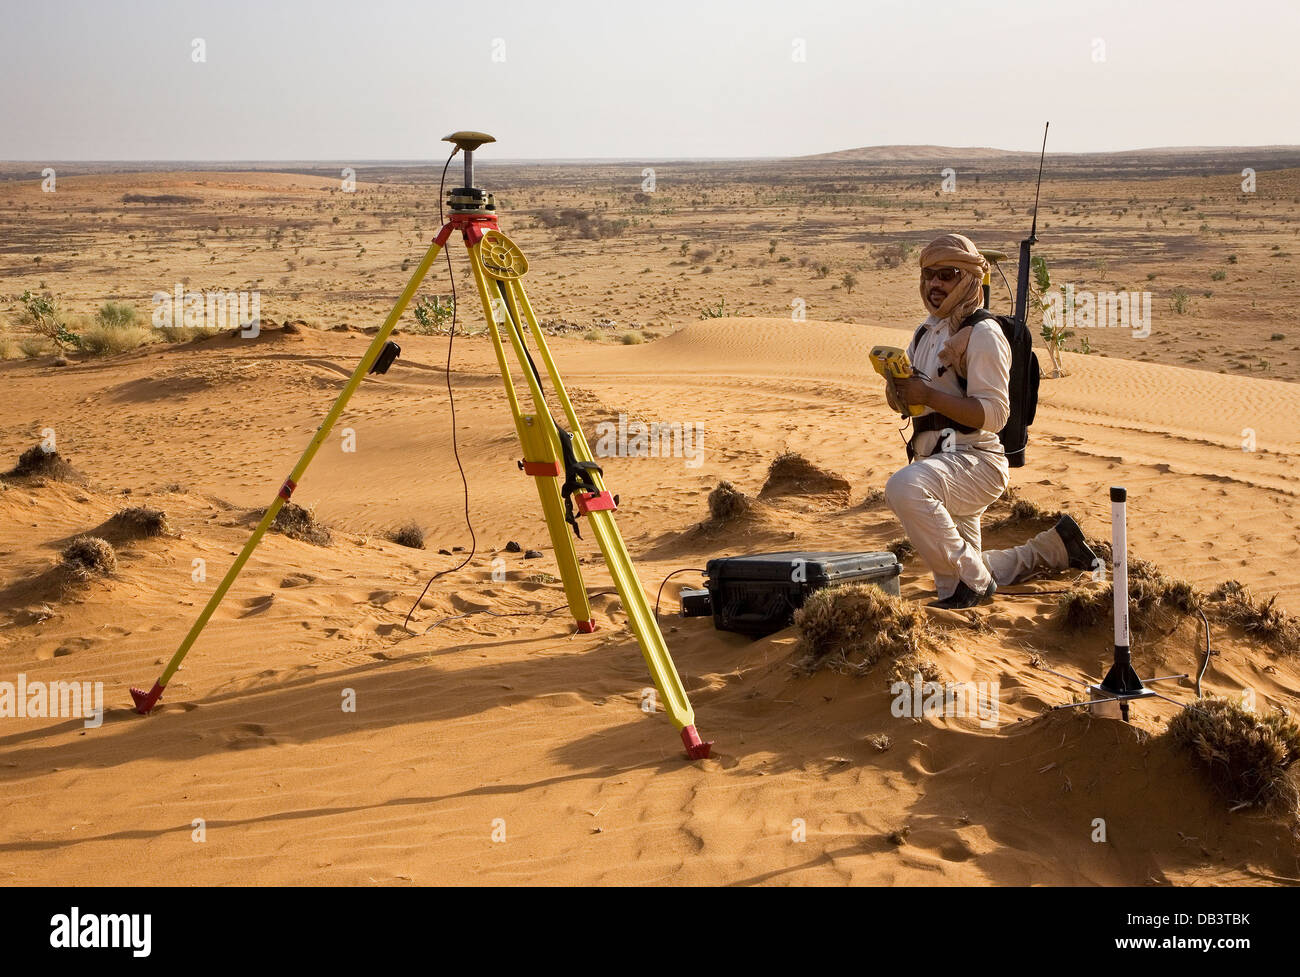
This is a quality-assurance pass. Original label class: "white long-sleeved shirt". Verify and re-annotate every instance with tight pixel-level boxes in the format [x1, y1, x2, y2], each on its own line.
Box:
[907, 314, 1011, 458]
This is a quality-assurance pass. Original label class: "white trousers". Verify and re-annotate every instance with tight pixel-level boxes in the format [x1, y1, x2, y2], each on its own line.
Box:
[885, 450, 1070, 600]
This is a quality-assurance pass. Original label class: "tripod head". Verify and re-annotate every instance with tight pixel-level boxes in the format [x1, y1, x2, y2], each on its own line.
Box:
[442, 130, 498, 214]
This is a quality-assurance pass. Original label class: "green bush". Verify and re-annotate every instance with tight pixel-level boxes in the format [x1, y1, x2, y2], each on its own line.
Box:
[96, 301, 138, 328]
[699, 298, 726, 319]
[409, 295, 454, 334]
[18, 290, 80, 350]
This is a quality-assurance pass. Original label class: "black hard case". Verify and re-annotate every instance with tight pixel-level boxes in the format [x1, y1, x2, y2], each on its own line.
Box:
[704, 550, 902, 637]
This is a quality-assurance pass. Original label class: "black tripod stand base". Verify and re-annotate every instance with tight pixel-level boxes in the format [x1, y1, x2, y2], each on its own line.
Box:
[1099, 660, 1145, 696]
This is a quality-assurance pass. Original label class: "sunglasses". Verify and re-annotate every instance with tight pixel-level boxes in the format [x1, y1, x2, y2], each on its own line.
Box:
[921, 266, 963, 284]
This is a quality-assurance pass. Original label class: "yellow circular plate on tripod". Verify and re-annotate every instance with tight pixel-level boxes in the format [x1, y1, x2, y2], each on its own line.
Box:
[479, 230, 528, 280]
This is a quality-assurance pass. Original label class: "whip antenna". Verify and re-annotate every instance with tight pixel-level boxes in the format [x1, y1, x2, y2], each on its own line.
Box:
[1028, 121, 1048, 243]
[1013, 121, 1050, 325]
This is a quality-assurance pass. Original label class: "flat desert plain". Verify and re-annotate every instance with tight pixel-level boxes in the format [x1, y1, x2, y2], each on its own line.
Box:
[1, 148, 1298, 885]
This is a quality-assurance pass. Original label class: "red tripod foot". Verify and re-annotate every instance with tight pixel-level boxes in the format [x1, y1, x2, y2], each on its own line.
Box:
[130, 683, 164, 714]
[681, 725, 713, 760]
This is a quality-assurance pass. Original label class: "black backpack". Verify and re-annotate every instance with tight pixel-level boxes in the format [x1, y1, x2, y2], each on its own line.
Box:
[910, 310, 1040, 467]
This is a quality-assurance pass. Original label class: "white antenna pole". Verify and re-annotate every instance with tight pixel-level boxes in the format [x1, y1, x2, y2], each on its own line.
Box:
[1111, 486, 1129, 655]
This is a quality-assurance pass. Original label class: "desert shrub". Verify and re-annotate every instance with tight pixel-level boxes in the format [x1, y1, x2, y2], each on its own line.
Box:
[62, 536, 117, 578]
[989, 488, 1059, 527]
[1169, 287, 1192, 315]
[874, 242, 914, 269]
[620, 331, 643, 345]
[1207, 580, 1300, 654]
[388, 522, 425, 549]
[1167, 697, 1300, 813]
[760, 451, 851, 499]
[707, 480, 751, 521]
[4, 445, 77, 481]
[268, 502, 332, 546]
[107, 506, 171, 538]
[408, 295, 454, 334]
[96, 301, 138, 328]
[887, 652, 943, 685]
[18, 290, 80, 350]
[534, 209, 627, 240]
[699, 298, 726, 319]
[1059, 570, 1201, 633]
[887, 537, 915, 561]
[155, 322, 222, 342]
[795, 584, 932, 674]
[19, 336, 47, 358]
[77, 318, 154, 356]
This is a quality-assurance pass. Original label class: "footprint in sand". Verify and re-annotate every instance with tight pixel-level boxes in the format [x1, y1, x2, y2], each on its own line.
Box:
[220, 722, 278, 749]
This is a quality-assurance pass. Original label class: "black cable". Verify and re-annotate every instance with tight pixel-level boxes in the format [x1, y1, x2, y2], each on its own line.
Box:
[655, 568, 707, 619]
[403, 147, 476, 632]
[1195, 607, 1213, 698]
[996, 261, 1014, 311]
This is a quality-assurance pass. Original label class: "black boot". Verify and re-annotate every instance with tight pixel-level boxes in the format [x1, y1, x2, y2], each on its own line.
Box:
[931, 579, 996, 609]
[1054, 514, 1099, 571]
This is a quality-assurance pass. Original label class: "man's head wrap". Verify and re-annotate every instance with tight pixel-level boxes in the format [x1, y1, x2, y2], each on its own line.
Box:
[919, 233, 988, 323]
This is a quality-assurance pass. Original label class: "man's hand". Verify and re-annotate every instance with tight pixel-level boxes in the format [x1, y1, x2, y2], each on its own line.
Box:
[892, 377, 932, 409]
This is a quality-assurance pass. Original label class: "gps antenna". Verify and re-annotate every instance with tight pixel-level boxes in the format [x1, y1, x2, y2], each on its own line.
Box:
[1013, 122, 1049, 325]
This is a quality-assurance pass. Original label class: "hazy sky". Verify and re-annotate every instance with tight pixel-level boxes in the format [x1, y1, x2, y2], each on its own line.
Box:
[3, 0, 1297, 160]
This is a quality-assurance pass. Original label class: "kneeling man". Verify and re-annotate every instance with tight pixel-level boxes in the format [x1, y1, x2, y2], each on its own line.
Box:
[883, 233, 1096, 608]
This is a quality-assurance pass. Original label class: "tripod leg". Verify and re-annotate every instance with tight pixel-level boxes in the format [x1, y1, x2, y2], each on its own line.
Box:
[465, 246, 594, 629]
[477, 249, 709, 757]
[130, 235, 449, 713]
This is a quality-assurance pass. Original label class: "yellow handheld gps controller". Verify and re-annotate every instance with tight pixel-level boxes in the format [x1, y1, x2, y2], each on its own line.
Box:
[870, 345, 925, 416]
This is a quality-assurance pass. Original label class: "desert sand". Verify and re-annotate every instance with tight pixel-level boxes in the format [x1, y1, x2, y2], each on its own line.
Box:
[1, 157, 1299, 885]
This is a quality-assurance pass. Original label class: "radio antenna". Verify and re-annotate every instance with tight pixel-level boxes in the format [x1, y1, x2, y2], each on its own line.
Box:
[1014, 122, 1050, 324]
[1028, 121, 1049, 244]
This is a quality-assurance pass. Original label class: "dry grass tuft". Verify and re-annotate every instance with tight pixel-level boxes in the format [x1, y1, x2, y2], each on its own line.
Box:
[107, 506, 171, 538]
[387, 522, 425, 549]
[268, 503, 332, 546]
[760, 451, 851, 500]
[61, 535, 117, 578]
[4, 445, 78, 482]
[707, 480, 751, 521]
[1167, 697, 1300, 814]
[989, 488, 1060, 528]
[1206, 580, 1300, 655]
[887, 652, 944, 685]
[886, 537, 915, 561]
[795, 583, 932, 674]
[1059, 569, 1202, 633]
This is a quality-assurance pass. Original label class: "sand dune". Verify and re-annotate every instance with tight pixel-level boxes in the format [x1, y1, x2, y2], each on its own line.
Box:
[1, 317, 1297, 885]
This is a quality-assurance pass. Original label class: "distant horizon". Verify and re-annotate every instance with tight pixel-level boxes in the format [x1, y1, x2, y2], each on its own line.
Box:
[5, 142, 1300, 167]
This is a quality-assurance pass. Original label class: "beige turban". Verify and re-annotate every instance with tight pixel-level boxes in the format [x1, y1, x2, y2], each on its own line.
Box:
[919, 233, 988, 324]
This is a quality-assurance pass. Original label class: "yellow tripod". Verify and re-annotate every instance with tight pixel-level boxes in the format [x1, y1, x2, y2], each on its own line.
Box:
[131, 131, 713, 760]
